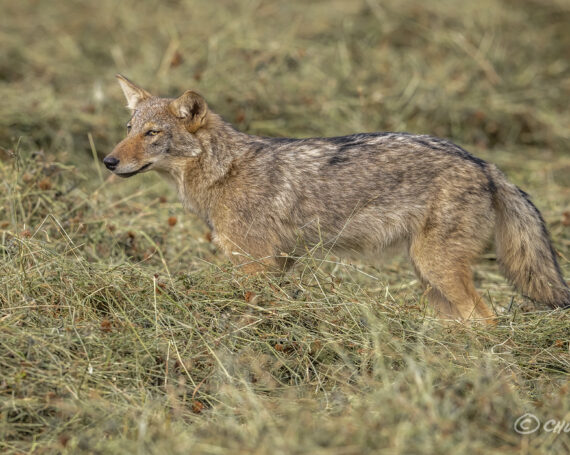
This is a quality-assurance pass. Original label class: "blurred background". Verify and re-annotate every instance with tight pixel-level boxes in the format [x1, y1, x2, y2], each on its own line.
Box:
[1, 0, 569, 272]
[2, 0, 569, 160]
[2, 0, 568, 274]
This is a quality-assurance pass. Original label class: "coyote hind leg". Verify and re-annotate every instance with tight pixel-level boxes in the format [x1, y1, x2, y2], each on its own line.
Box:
[410, 230, 495, 323]
[418, 280, 463, 320]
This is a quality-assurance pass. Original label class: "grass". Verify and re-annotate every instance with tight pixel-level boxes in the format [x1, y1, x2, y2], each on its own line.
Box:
[1, 0, 569, 453]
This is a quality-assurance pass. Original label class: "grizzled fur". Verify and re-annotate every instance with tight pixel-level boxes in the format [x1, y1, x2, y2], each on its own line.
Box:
[105, 75, 570, 323]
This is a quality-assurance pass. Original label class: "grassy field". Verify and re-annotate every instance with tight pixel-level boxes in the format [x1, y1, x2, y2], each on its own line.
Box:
[1, 0, 569, 453]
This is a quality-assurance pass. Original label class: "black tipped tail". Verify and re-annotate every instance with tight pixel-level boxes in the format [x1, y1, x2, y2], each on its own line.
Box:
[490, 166, 570, 308]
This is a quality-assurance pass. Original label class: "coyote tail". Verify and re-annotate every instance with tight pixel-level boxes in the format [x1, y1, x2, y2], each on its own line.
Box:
[490, 166, 570, 308]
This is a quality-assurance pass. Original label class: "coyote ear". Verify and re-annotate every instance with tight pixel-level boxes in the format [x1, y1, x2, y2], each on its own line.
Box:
[169, 90, 208, 133]
[116, 74, 152, 110]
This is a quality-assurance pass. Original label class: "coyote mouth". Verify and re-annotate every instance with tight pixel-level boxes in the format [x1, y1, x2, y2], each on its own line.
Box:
[116, 162, 152, 178]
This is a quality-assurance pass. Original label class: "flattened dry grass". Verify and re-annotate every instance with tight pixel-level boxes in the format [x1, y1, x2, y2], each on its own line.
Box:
[1, 0, 569, 453]
[1, 125, 569, 455]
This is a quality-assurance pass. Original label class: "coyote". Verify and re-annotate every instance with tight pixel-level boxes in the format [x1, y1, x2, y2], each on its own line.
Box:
[104, 75, 570, 322]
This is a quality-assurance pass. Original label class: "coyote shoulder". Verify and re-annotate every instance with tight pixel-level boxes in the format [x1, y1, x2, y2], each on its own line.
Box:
[104, 75, 570, 322]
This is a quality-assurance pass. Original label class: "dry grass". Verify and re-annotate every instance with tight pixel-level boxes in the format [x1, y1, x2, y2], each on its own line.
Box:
[1, 0, 569, 453]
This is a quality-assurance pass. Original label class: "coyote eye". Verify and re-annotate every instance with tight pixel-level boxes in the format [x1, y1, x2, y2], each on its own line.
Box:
[146, 130, 160, 136]
[126, 125, 132, 133]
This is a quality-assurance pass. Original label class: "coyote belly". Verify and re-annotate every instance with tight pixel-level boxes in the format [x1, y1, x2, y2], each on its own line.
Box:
[104, 75, 570, 322]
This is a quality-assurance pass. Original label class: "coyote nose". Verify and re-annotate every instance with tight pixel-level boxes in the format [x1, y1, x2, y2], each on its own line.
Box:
[103, 156, 119, 170]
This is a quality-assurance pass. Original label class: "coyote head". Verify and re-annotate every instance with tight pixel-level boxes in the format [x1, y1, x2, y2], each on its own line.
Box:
[104, 75, 209, 177]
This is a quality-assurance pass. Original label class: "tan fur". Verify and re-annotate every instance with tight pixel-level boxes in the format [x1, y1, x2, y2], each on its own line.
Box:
[104, 75, 570, 323]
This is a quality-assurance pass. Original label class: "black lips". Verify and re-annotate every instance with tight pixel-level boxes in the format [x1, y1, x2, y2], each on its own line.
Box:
[116, 162, 152, 178]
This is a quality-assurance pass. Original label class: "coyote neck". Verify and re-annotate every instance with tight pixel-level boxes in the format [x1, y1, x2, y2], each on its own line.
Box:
[172, 115, 250, 224]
